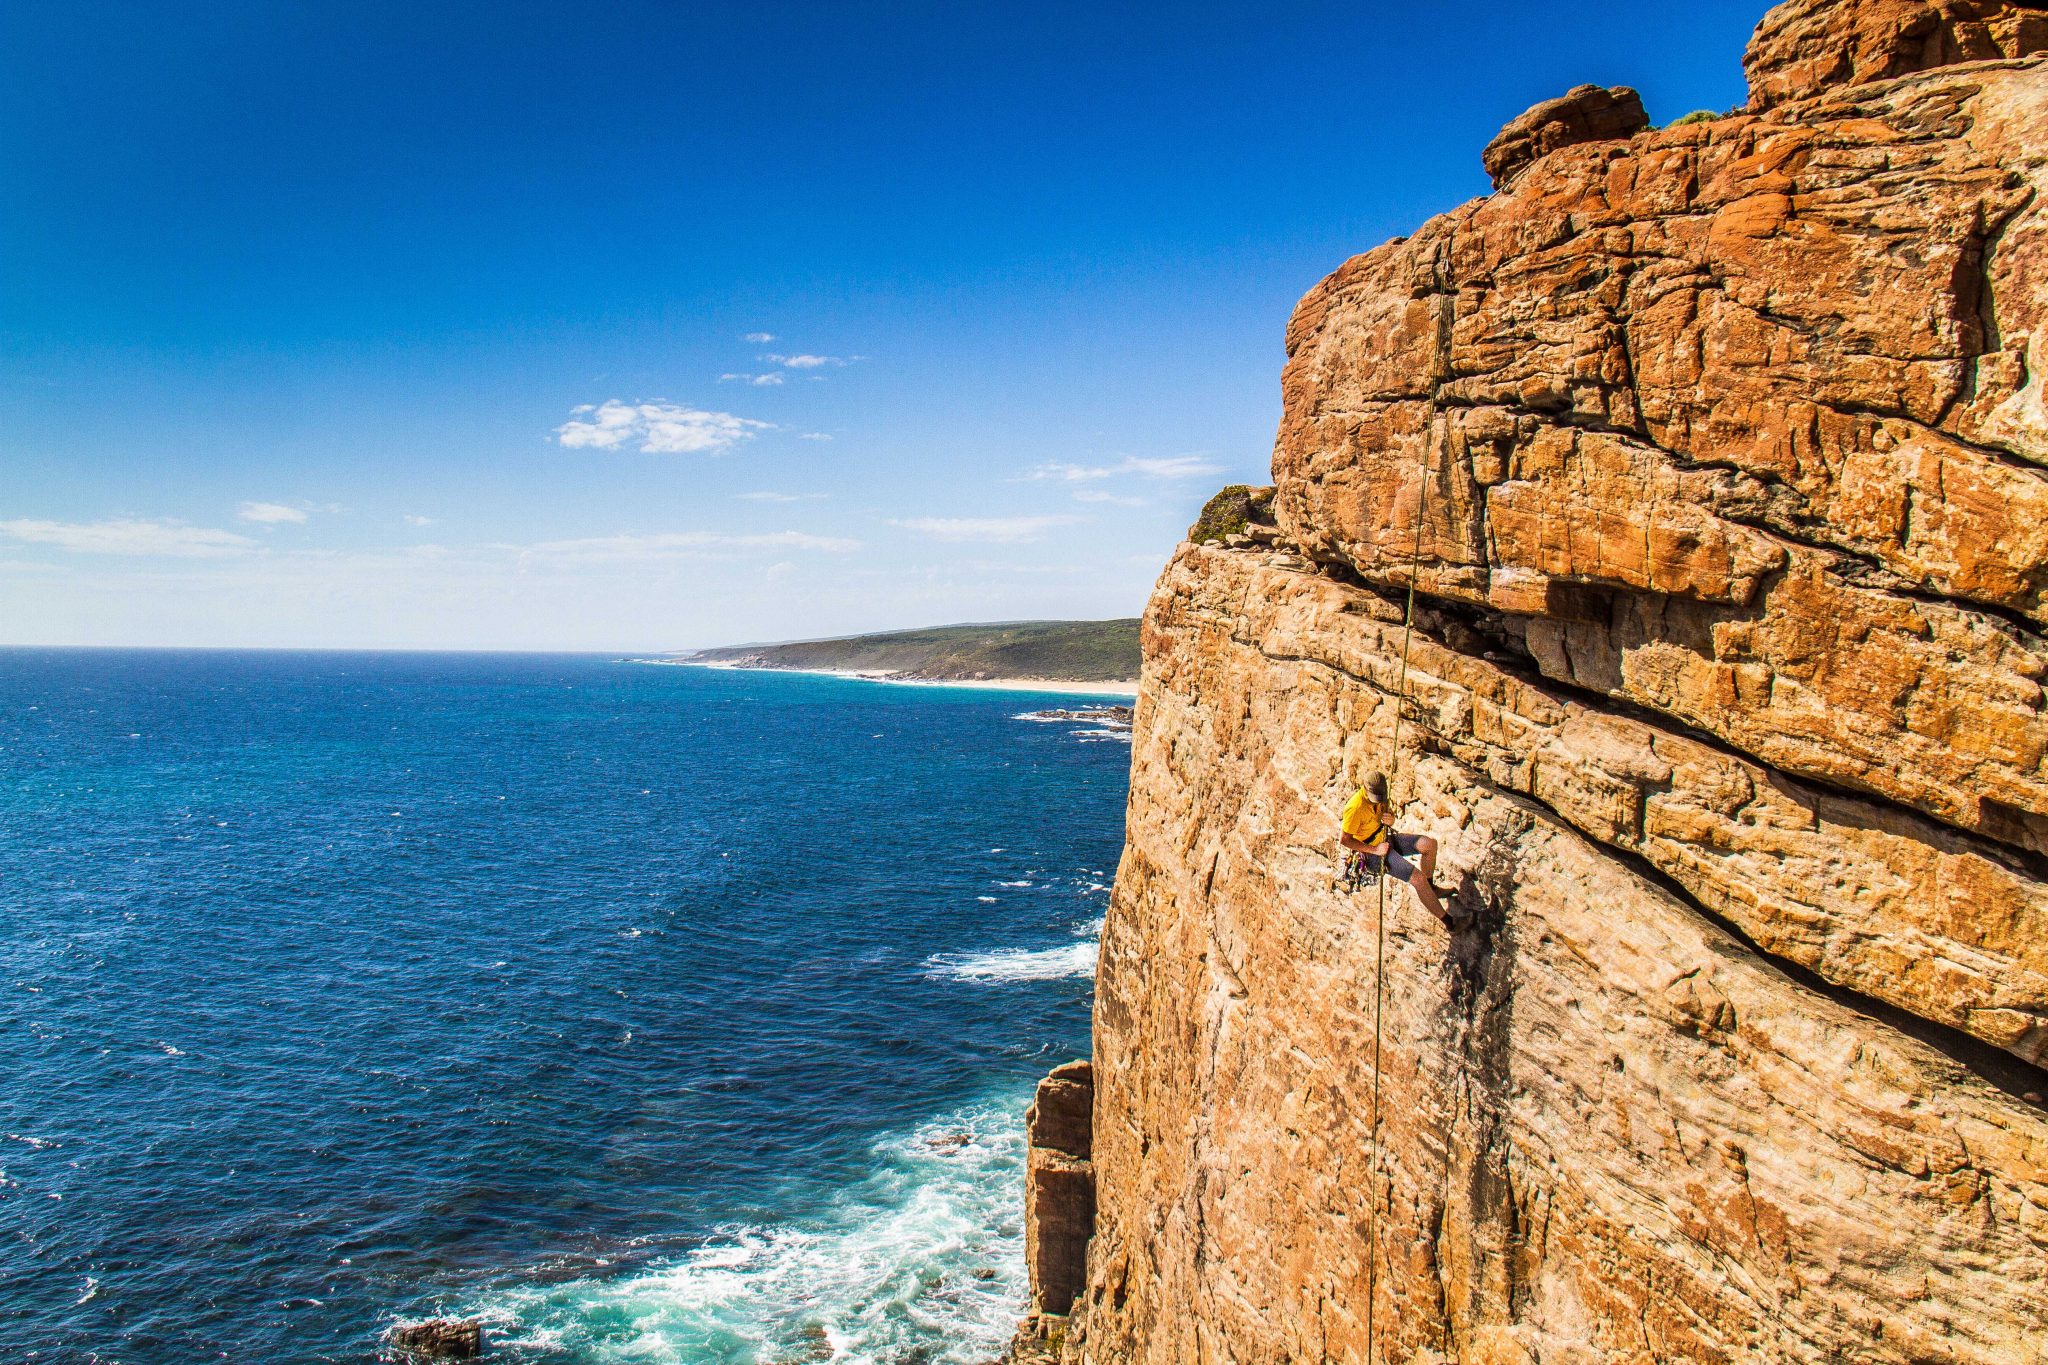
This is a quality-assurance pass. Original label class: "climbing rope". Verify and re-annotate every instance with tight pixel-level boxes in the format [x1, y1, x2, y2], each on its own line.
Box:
[1364, 456, 1433, 1365]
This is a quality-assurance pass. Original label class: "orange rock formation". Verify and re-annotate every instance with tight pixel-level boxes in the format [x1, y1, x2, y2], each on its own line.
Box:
[1017, 1, 2048, 1360]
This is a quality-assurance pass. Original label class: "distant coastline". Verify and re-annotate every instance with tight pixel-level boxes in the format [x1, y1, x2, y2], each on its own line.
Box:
[663, 618, 1143, 693]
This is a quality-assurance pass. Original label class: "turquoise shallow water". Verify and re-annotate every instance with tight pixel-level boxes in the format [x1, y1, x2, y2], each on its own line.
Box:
[0, 650, 1126, 1362]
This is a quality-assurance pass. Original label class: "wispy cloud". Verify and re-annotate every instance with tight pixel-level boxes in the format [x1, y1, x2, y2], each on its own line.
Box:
[736, 491, 828, 503]
[0, 517, 258, 558]
[237, 501, 308, 524]
[519, 530, 860, 564]
[1028, 455, 1225, 482]
[798, 432, 834, 442]
[719, 372, 785, 387]
[1073, 489, 1146, 507]
[744, 331, 776, 343]
[890, 515, 1081, 544]
[555, 400, 772, 455]
[759, 353, 859, 370]
[403, 514, 435, 527]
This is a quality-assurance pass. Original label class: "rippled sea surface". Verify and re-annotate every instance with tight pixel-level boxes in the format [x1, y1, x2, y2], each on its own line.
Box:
[0, 651, 1126, 1363]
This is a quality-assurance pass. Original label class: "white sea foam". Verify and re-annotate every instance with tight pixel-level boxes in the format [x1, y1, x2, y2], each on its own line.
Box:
[466, 1096, 1032, 1365]
[934, 880, 1109, 983]
[975, 896, 998, 904]
[924, 941, 1098, 982]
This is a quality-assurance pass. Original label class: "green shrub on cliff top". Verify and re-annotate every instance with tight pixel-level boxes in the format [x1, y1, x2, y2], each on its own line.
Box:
[1189, 484, 1276, 544]
[1667, 109, 1718, 127]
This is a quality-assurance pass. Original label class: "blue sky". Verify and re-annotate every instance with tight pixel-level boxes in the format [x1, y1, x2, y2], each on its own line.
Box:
[1, 0, 1761, 650]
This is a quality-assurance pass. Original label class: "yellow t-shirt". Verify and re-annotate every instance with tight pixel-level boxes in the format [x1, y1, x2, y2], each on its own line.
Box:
[1341, 790, 1392, 846]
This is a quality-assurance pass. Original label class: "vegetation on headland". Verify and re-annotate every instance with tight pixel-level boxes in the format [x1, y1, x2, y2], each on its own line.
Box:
[687, 618, 1142, 682]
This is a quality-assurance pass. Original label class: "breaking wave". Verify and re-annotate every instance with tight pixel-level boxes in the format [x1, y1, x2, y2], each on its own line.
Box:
[465, 1097, 1031, 1364]
[924, 941, 1099, 982]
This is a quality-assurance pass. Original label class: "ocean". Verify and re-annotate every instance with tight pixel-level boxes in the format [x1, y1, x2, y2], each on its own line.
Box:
[0, 650, 1128, 1363]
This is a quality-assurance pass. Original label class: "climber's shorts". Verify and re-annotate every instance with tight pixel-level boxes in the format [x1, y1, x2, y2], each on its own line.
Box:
[1364, 832, 1424, 883]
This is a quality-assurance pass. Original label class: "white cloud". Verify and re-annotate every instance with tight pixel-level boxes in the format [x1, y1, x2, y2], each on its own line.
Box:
[1129, 455, 1227, 478]
[1028, 454, 1226, 482]
[798, 432, 834, 442]
[759, 353, 859, 370]
[237, 501, 308, 524]
[744, 332, 776, 343]
[736, 491, 828, 503]
[890, 515, 1081, 544]
[403, 514, 435, 527]
[719, 372, 785, 387]
[0, 517, 258, 558]
[1073, 489, 1147, 507]
[555, 400, 771, 455]
[519, 530, 860, 564]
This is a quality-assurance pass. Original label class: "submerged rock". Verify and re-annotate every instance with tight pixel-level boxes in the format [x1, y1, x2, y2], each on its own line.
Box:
[768, 1321, 834, 1364]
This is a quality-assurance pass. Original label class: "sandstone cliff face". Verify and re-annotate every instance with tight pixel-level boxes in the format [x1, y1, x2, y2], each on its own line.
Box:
[1043, 2, 2048, 1361]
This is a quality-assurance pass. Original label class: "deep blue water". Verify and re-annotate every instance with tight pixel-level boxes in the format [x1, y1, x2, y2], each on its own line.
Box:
[0, 651, 1127, 1363]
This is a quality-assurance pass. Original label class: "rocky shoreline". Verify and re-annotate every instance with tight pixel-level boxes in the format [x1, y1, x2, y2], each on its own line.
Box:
[1014, 706, 1133, 730]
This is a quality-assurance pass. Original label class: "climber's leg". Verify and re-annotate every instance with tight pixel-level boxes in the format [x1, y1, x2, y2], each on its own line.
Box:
[1386, 834, 1450, 924]
[1411, 833, 1438, 883]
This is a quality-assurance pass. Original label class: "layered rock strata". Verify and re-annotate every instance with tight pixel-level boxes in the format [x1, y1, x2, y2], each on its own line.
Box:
[1028, 0, 2048, 1360]
[1746, 0, 2048, 107]
[1068, 543, 2048, 1364]
[1274, 35, 2048, 852]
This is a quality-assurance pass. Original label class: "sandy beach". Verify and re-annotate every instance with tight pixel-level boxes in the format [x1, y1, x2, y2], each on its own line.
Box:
[678, 660, 1139, 697]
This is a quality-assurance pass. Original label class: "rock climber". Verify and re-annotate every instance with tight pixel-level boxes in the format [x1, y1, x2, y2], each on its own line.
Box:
[1340, 773, 1455, 925]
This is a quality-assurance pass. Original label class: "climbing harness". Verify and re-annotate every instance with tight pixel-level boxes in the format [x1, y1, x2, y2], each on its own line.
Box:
[1341, 846, 1394, 893]
[1363, 456, 1432, 1364]
[1340, 849, 1371, 893]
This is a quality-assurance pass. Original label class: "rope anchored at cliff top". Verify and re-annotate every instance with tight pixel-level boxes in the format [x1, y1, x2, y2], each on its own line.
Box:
[1364, 458, 1433, 1365]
